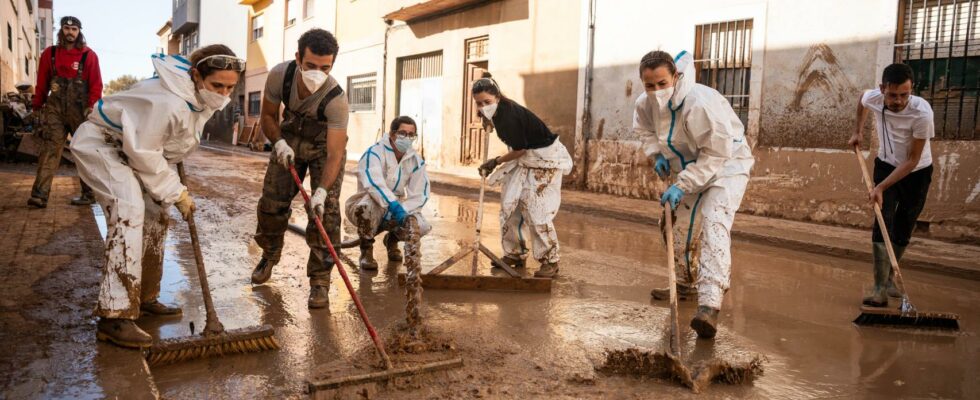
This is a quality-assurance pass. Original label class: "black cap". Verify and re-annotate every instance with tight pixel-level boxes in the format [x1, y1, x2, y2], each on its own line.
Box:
[61, 16, 82, 29]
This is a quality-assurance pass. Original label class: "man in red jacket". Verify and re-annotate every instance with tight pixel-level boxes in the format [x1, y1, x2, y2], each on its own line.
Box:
[27, 16, 103, 208]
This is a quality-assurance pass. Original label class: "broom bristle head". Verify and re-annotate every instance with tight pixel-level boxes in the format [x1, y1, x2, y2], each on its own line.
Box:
[145, 325, 279, 366]
[854, 308, 960, 330]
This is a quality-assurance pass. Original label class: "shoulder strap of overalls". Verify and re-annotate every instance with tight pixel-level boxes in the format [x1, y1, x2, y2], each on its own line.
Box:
[316, 85, 344, 122]
[282, 60, 297, 114]
[48, 47, 57, 85]
[77, 50, 89, 78]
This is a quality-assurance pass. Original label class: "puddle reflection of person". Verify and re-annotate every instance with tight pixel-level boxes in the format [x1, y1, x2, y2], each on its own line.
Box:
[633, 51, 754, 340]
[472, 73, 573, 279]
[70, 46, 244, 349]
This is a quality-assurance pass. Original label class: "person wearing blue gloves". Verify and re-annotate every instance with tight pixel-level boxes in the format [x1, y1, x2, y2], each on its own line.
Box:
[345, 116, 431, 271]
[633, 50, 754, 339]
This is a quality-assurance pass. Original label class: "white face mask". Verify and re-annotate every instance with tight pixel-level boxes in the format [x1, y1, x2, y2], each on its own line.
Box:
[653, 86, 674, 109]
[480, 102, 498, 119]
[199, 88, 231, 110]
[302, 69, 328, 92]
[394, 136, 415, 153]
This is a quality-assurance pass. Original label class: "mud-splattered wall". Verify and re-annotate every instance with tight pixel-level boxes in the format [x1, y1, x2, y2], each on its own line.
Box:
[576, 0, 980, 242]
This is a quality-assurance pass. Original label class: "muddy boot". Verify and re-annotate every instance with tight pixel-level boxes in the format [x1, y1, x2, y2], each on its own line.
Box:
[498, 254, 526, 269]
[96, 318, 153, 349]
[140, 300, 182, 316]
[70, 194, 96, 206]
[534, 262, 559, 278]
[27, 197, 47, 208]
[251, 257, 276, 285]
[384, 233, 402, 262]
[650, 282, 697, 301]
[690, 306, 719, 339]
[308, 278, 330, 309]
[359, 239, 379, 270]
[884, 244, 906, 298]
[862, 243, 890, 307]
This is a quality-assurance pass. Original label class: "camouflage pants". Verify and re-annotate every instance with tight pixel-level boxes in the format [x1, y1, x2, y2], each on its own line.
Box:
[30, 102, 92, 201]
[254, 137, 343, 282]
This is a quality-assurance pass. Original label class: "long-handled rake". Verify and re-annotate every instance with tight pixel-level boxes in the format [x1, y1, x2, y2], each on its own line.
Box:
[285, 164, 462, 392]
[397, 125, 551, 292]
[145, 163, 279, 366]
[851, 146, 959, 330]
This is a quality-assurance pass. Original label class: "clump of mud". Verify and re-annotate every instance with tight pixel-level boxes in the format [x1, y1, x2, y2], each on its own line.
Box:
[598, 348, 766, 393]
[385, 325, 457, 355]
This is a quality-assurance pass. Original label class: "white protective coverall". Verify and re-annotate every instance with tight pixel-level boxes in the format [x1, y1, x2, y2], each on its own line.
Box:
[487, 140, 573, 264]
[70, 54, 218, 319]
[345, 136, 432, 237]
[633, 51, 755, 309]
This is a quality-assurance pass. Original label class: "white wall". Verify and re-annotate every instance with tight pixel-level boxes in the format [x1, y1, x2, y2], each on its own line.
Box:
[332, 35, 385, 159]
[199, 0, 248, 58]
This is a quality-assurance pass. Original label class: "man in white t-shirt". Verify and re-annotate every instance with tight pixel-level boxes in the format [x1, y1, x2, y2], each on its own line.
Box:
[848, 63, 934, 308]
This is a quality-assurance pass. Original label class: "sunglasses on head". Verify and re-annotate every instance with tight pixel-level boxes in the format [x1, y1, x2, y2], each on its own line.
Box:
[196, 55, 246, 72]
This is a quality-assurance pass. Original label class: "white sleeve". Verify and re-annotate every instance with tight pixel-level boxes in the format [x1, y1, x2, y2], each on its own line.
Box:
[118, 105, 185, 204]
[400, 159, 430, 214]
[358, 146, 397, 207]
[633, 94, 661, 158]
[861, 89, 883, 112]
[912, 110, 935, 140]
[675, 102, 732, 194]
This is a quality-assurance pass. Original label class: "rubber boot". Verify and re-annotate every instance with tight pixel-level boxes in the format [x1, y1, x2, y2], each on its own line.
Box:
[690, 306, 719, 339]
[384, 233, 402, 262]
[251, 257, 275, 284]
[862, 242, 890, 307]
[96, 318, 153, 349]
[885, 244, 906, 298]
[308, 277, 330, 309]
[27, 197, 47, 208]
[140, 300, 182, 316]
[650, 282, 698, 301]
[499, 254, 526, 269]
[70, 194, 96, 206]
[534, 261, 559, 278]
[359, 239, 379, 270]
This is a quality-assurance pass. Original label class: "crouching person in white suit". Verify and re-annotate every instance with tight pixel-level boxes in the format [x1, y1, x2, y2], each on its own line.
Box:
[70, 46, 243, 348]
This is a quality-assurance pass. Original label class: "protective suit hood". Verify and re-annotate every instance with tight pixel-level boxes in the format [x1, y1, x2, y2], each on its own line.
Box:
[151, 54, 204, 110]
[668, 51, 695, 110]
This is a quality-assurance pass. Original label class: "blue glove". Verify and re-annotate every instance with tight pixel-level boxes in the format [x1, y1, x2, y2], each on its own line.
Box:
[654, 154, 670, 178]
[386, 201, 408, 225]
[660, 185, 684, 210]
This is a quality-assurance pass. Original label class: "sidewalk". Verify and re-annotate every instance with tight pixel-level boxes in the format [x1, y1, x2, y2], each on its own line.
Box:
[0, 165, 158, 399]
[199, 142, 980, 281]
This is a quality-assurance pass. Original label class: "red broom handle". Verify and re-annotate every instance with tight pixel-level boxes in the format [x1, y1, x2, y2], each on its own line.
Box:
[288, 164, 393, 369]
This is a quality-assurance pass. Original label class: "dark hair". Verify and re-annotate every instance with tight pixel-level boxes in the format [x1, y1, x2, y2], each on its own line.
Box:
[390, 115, 417, 133]
[189, 44, 240, 79]
[639, 50, 676, 76]
[882, 63, 914, 86]
[298, 29, 340, 59]
[471, 72, 505, 98]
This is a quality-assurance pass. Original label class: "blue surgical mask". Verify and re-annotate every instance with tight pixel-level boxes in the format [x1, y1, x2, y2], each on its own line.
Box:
[394, 136, 414, 153]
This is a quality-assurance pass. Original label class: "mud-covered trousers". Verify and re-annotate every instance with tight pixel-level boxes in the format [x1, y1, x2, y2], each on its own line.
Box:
[254, 138, 343, 284]
[345, 191, 432, 243]
[30, 97, 94, 201]
[500, 193, 561, 264]
[72, 125, 170, 320]
[664, 174, 748, 310]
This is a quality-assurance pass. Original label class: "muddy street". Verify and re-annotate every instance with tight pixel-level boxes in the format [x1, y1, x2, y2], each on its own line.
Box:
[3, 148, 978, 399]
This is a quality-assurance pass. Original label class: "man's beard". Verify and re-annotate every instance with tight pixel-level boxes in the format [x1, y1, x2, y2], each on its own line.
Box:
[64, 35, 76, 43]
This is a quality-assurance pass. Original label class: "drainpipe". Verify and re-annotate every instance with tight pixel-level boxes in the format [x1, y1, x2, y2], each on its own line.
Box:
[379, 20, 393, 141]
[577, 0, 597, 190]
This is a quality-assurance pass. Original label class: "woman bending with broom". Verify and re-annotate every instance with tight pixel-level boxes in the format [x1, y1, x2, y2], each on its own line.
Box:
[471, 73, 573, 278]
[71, 45, 243, 348]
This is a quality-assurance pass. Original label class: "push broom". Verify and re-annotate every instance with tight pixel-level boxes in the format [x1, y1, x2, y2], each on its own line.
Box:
[851, 146, 959, 330]
[284, 164, 462, 392]
[145, 163, 279, 365]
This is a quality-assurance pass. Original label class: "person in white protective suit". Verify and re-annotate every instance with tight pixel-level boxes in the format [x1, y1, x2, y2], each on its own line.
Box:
[472, 73, 573, 278]
[633, 50, 754, 339]
[69, 45, 243, 349]
[345, 115, 432, 270]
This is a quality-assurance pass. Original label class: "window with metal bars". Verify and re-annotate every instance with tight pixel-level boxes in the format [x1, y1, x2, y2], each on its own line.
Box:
[693, 19, 753, 127]
[248, 91, 261, 116]
[348, 74, 377, 112]
[895, 0, 979, 140]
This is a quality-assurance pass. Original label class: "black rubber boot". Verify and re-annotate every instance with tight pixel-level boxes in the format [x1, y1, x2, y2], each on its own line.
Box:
[251, 257, 276, 285]
[308, 278, 330, 309]
[499, 254, 526, 269]
[384, 233, 402, 262]
[359, 239, 378, 271]
[27, 197, 47, 208]
[690, 306, 719, 339]
[140, 300, 182, 316]
[862, 242, 890, 307]
[96, 318, 153, 349]
[534, 262, 559, 278]
[70, 194, 96, 206]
